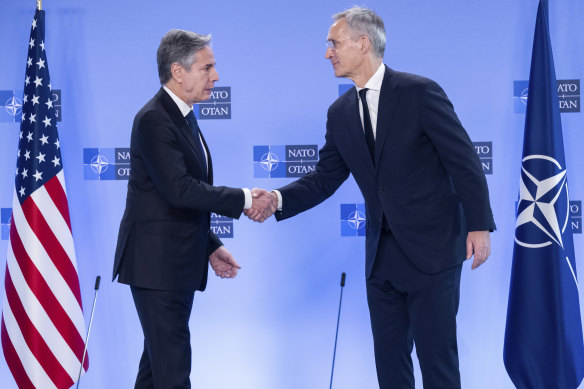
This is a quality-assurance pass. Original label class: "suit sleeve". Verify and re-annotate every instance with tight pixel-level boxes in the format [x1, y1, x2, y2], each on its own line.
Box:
[275, 108, 350, 220]
[136, 110, 245, 219]
[207, 232, 223, 256]
[421, 81, 496, 231]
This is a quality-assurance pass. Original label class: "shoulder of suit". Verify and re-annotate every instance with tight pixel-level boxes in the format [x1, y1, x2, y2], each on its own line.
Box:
[133, 91, 171, 125]
[328, 86, 355, 113]
[389, 69, 441, 91]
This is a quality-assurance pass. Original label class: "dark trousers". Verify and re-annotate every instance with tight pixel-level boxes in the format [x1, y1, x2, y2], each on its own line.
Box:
[366, 229, 462, 389]
[130, 286, 195, 389]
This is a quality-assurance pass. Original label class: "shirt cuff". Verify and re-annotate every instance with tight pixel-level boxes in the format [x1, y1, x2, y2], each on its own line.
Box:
[272, 190, 283, 211]
[242, 188, 252, 210]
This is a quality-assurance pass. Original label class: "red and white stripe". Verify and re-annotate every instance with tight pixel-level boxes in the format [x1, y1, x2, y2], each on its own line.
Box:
[2, 171, 88, 388]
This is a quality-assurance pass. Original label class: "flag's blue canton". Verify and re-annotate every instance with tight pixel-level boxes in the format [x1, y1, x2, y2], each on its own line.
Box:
[504, 1, 584, 388]
[15, 10, 62, 205]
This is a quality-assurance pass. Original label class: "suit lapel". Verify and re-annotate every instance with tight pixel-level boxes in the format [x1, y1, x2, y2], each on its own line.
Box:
[342, 90, 375, 172]
[374, 66, 399, 168]
[158, 88, 210, 182]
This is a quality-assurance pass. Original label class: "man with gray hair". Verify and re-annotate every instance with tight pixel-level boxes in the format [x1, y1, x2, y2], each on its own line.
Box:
[250, 6, 495, 389]
[113, 29, 275, 388]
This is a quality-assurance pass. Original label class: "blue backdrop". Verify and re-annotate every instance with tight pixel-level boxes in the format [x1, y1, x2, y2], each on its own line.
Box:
[1, 1, 583, 388]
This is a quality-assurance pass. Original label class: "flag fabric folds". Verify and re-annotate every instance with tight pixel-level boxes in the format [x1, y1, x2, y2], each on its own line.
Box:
[504, 1, 584, 388]
[1, 9, 88, 389]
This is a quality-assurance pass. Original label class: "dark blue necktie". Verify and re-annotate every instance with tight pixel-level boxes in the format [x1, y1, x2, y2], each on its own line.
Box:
[185, 110, 208, 177]
[358, 88, 375, 164]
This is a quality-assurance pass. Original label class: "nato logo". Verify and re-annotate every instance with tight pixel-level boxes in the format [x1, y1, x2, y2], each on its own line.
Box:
[570, 201, 582, 234]
[83, 147, 131, 180]
[515, 155, 573, 248]
[195, 87, 231, 120]
[514, 79, 580, 113]
[0, 89, 62, 122]
[253, 145, 319, 178]
[210, 213, 233, 238]
[341, 203, 366, 237]
[473, 142, 493, 175]
[1, 208, 11, 240]
[339, 84, 353, 97]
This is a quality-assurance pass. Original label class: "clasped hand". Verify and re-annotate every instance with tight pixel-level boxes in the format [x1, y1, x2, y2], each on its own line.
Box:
[244, 188, 277, 223]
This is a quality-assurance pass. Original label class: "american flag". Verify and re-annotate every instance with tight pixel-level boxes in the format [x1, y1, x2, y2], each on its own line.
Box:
[1, 9, 88, 388]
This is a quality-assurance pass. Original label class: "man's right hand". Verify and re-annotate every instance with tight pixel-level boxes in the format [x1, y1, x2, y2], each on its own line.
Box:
[244, 188, 277, 222]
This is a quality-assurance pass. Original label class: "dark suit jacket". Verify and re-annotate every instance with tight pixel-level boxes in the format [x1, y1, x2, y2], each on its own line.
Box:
[113, 88, 244, 292]
[275, 66, 496, 277]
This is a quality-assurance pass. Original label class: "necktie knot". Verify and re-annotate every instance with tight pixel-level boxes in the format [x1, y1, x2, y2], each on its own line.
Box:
[358, 88, 369, 101]
[185, 110, 198, 130]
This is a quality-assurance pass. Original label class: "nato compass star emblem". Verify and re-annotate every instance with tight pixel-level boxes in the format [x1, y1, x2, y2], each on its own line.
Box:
[520, 88, 528, 106]
[90, 153, 110, 175]
[260, 152, 279, 172]
[5, 95, 23, 117]
[515, 155, 570, 249]
[348, 210, 366, 231]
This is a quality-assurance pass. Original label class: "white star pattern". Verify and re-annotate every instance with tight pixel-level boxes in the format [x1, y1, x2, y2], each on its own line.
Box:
[260, 152, 279, 172]
[516, 155, 569, 248]
[33, 170, 43, 181]
[31, 18, 37, 29]
[13, 10, 65, 208]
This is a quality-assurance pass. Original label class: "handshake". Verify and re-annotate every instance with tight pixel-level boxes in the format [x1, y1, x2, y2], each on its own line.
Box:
[244, 188, 278, 223]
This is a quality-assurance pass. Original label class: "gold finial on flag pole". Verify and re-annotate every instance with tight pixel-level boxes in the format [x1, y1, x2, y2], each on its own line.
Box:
[36, 0, 42, 10]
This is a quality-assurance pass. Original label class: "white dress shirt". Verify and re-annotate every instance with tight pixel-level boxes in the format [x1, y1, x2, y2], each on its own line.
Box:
[356, 62, 385, 139]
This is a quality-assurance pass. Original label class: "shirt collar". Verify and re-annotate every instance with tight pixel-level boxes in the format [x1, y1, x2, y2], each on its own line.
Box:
[356, 63, 385, 93]
[162, 85, 193, 117]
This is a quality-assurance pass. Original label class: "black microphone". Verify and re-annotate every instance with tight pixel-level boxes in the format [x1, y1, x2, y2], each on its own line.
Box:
[329, 272, 346, 389]
[76, 275, 101, 389]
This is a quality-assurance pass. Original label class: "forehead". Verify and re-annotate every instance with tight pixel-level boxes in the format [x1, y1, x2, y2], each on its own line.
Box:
[192, 45, 215, 65]
[327, 18, 349, 39]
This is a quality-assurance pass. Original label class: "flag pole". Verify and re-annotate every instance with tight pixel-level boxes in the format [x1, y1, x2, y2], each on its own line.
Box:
[36, 0, 42, 10]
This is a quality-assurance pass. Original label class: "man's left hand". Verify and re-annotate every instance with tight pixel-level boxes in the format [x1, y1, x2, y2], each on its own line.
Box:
[209, 246, 241, 278]
[466, 230, 491, 270]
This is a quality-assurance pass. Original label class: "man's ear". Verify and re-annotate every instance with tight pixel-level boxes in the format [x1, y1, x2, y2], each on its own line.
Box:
[170, 62, 183, 83]
[359, 36, 371, 55]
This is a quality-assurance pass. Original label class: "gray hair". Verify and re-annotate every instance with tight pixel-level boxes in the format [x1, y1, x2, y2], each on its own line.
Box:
[157, 29, 211, 84]
[333, 6, 386, 58]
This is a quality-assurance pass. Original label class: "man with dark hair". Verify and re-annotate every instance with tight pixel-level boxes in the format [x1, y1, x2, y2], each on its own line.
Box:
[249, 6, 495, 389]
[113, 29, 275, 388]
